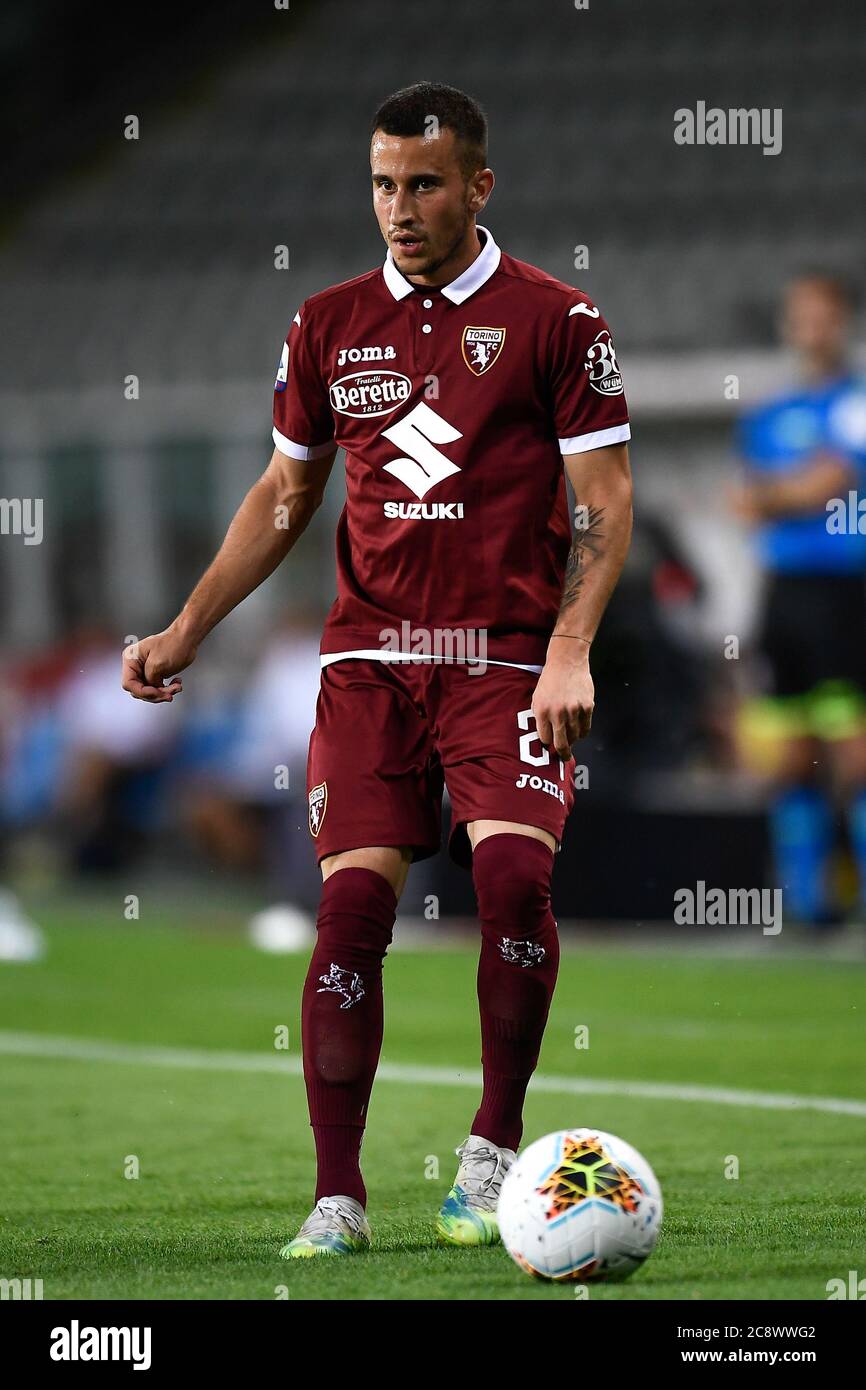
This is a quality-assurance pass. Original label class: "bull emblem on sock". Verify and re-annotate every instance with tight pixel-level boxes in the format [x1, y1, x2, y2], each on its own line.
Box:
[499, 937, 546, 968]
[317, 962, 365, 1008]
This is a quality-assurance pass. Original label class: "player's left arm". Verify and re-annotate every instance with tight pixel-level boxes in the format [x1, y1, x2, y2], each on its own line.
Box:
[532, 442, 633, 758]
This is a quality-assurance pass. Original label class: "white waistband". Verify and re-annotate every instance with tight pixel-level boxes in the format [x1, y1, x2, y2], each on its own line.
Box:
[319, 649, 543, 674]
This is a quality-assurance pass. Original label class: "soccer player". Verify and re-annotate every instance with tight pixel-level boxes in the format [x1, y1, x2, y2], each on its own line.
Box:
[732, 273, 866, 926]
[122, 83, 633, 1256]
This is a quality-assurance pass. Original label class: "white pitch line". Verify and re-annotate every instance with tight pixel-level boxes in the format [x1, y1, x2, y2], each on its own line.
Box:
[1, 1030, 865, 1118]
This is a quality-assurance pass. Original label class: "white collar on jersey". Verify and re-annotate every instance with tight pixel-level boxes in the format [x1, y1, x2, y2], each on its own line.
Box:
[382, 224, 502, 304]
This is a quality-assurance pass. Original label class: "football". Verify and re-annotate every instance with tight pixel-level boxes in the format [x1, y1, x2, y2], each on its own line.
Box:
[497, 1128, 663, 1282]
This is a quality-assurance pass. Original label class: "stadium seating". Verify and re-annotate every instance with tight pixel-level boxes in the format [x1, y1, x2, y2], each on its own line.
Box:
[1, 0, 863, 391]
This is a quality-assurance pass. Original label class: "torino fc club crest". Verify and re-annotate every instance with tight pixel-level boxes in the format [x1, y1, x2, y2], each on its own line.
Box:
[308, 781, 327, 837]
[461, 326, 506, 376]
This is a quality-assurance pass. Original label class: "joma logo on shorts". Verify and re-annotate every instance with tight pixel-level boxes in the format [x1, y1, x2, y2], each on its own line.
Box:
[515, 772, 565, 804]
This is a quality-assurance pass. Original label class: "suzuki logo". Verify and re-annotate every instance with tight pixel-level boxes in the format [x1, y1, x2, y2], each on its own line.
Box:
[381, 401, 462, 500]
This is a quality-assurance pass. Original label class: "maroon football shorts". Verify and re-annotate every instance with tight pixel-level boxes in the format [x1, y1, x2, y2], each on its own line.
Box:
[306, 658, 576, 869]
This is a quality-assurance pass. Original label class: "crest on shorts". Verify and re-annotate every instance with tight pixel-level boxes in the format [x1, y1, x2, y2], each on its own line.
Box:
[308, 781, 328, 837]
[461, 326, 506, 376]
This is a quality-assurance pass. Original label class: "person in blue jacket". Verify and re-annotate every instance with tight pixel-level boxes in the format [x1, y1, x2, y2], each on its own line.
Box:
[733, 272, 866, 927]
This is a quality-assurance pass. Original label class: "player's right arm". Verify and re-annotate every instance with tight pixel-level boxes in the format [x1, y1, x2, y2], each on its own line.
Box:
[124, 300, 336, 702]
[122, 444, 336, 702]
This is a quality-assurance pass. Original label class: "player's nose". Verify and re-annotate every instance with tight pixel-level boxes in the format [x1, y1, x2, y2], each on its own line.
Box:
[388, 193, 417, 227]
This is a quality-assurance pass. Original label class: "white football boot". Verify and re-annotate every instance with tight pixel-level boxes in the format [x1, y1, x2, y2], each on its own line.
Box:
[436, 1134, 517, 1246]
[279, 1195, 371, 1259]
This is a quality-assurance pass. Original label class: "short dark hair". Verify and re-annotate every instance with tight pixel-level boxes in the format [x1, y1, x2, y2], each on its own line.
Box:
[789, 270, 858, 312]
[371, 82, 488, 177]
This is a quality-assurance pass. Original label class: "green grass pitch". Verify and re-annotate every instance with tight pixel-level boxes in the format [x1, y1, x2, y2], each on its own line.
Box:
[1, 904, 864, 1300]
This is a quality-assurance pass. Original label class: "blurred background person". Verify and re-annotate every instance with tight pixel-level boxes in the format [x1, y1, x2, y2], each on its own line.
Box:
[2, 619, 180, 875]
[731, 274, 866, 926]
[182, 609, 323, 917]
[55, 623, 182, 874]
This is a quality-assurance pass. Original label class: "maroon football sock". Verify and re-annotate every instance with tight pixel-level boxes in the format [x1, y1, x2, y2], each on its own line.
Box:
[470, 834, 559, 1151]
[302, 866, 397, 1206]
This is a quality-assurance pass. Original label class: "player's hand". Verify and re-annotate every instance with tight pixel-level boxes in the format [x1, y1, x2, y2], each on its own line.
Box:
[532, 641, 595, 758]
[727, 480, 762, 524]
[121, 624, 197, 703]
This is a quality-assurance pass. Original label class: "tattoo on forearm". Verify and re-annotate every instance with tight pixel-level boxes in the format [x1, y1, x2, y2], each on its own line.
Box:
[558, 502, 606, 615]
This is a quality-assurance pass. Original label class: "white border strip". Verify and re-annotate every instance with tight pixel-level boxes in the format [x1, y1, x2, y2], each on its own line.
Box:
[272, 426, 335, 460]
[319, 650, 543, 673]
[1, 1031, 864, 1118]
[558, 422, 631, 454]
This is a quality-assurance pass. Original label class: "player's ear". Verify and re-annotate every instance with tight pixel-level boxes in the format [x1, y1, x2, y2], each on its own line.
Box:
[469, 167, 494, 213]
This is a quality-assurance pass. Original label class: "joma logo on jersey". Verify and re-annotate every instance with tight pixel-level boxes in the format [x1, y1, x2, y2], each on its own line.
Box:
[329, 369, 411, 418]
[461, 326, 506, 376]
[336, 344, 396, 368]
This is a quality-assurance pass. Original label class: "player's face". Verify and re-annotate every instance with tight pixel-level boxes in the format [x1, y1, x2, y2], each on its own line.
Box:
[371, 129, 487, 280]
[782, 280, 849, 363]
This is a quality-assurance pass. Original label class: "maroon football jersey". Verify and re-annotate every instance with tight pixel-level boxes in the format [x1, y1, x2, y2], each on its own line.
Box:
[273, 226, 630, 669]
